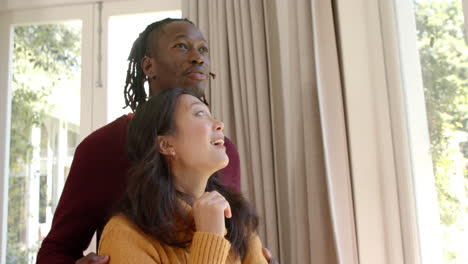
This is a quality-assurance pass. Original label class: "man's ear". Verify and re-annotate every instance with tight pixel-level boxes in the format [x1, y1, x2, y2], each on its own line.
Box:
[157, 135, 175, 156]
[141, 56, 155, 79]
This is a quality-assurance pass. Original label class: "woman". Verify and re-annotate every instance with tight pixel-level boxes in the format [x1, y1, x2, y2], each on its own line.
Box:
[98, 88, 267, 263]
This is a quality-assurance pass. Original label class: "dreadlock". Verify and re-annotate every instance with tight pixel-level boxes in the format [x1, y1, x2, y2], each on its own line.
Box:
[123, 18, 194, 112]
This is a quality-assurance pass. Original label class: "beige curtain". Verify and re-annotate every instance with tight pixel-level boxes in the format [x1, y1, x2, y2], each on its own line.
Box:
[183, 1, 358, 263]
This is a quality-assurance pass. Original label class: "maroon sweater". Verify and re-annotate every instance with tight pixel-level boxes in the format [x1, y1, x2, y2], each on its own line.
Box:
[36, 114, 240, 263]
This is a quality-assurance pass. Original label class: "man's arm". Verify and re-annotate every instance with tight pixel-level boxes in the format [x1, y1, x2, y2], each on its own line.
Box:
[36, 141, 104, 263]
[37, 116, 130, 263]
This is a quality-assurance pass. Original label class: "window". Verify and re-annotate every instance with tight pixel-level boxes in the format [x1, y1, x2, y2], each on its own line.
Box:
[414, 1, 467, 262]
[6, 19, 84, 264]
[397, 0, 468, 263]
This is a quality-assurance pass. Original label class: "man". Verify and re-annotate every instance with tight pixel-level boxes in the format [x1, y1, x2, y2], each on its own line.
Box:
[37, 18, 276, 264]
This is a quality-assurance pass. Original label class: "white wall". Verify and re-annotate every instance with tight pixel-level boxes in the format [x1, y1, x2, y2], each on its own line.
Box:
[0, 0, 121, 12]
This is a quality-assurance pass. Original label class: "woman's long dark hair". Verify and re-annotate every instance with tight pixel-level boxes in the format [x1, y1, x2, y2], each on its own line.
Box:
[119, 88, 258, 260]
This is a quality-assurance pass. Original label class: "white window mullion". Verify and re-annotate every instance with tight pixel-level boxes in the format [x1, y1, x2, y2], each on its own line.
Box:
[463, 0, 468, 44]
[0, 14, 13, 264]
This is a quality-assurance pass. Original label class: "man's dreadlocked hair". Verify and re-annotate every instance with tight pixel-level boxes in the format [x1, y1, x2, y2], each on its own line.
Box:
[123, 18, 194, 112]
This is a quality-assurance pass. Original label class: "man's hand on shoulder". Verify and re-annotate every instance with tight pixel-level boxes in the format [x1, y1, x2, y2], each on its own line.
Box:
[262, 248, 279, 264]
[75, 253, 109, 264]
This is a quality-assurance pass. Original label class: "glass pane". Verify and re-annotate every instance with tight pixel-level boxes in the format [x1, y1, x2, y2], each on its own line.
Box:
[7, 21, 82, 264]
[414, 0, 468, 263]
[107, 10, 181, 122]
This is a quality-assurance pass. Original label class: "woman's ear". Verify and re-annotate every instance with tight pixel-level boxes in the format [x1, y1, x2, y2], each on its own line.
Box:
[157, 135, 175, 156]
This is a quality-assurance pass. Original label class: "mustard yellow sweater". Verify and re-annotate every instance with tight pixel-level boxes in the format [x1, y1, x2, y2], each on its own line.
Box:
[99, 214, 268, 264]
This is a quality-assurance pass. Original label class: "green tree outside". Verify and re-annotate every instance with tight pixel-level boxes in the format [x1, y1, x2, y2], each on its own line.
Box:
[7, 23, 80, 264]
[415, 0, 468, 262]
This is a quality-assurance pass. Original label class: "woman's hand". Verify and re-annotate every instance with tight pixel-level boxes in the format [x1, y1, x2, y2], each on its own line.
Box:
[192, 191, 232, 237]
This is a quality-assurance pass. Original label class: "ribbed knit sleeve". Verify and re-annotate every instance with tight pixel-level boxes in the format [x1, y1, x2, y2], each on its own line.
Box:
[188, 232, 231, 264]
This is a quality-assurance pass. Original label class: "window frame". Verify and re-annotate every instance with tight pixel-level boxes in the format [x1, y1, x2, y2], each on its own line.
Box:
[0, 4, 95, 263]
[464, 0, 468, 38]
[0, 13, 13, 264]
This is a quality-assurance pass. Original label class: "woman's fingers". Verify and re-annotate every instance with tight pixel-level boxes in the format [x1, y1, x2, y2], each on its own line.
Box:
[192, 191, 231, 236]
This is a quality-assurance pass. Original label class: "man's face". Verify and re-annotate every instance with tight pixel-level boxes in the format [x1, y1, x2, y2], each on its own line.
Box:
[145, 21, 210, 94]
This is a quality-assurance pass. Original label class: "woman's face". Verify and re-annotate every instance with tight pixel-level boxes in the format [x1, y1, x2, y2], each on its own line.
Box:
[167, 94, 229, 175]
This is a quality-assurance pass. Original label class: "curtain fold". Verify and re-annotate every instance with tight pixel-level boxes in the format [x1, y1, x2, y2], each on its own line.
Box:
[182, 1, 358, 263]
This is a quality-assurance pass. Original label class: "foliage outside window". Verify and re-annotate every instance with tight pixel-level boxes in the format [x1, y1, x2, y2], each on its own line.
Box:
[415, 0, 468, 263]
[7, 23, 80, 264]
